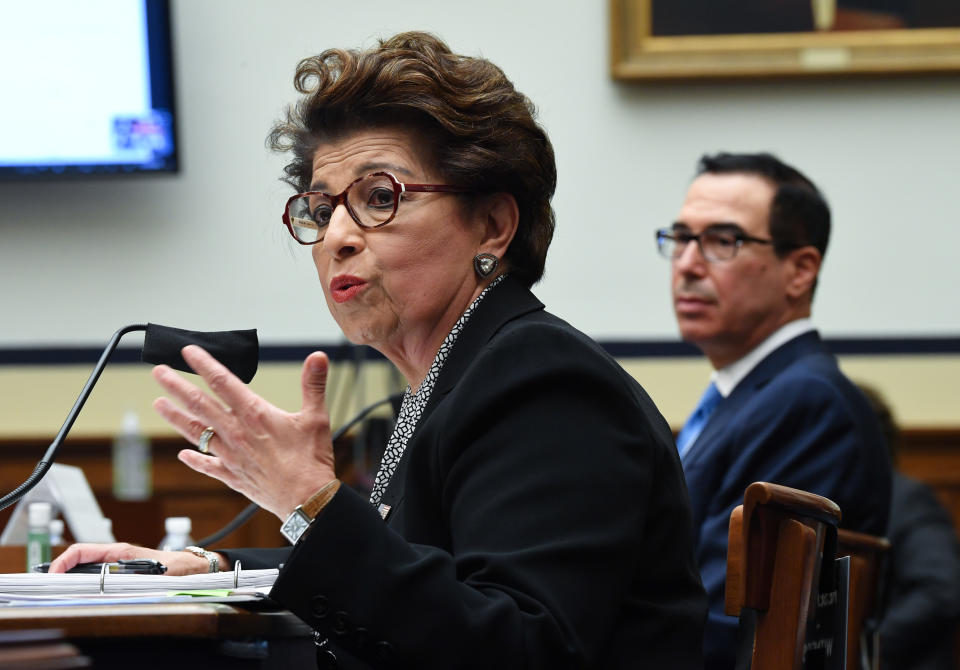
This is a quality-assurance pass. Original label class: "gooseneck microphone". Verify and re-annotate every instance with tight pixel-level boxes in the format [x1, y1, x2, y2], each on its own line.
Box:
[1, 322, 393, 549]
[141, 324, 259, 384]
[0, 324, 259, 512]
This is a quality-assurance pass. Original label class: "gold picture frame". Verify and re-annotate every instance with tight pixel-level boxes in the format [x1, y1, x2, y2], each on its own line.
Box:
[610, 0, 960, 80]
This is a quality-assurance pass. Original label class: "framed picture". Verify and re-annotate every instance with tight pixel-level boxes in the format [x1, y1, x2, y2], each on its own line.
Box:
[610, 0, 960, 80]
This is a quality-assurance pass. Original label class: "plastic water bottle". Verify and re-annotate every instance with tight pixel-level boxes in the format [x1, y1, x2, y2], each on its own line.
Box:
[26, 502, 53, 572]
[112, 411, 152, 501]
[48, 518, 65, 546]
[99, 518, 116, 543]
[158, 517, 194, 551]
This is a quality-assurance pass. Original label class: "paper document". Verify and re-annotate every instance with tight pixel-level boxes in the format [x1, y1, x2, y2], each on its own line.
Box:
[0, 568, 278, 599]
[0, 592, 270, 608]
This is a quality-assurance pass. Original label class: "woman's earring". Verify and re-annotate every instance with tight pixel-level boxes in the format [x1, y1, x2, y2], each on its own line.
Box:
[473, 253, 499, 278]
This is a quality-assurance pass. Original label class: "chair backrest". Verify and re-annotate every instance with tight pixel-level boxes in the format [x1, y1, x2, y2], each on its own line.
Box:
[837, 528, 891, 670]
[725, 482, 842, 670]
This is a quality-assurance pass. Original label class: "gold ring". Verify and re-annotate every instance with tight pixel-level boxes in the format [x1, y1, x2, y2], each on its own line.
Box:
[198, 426, 216, 454]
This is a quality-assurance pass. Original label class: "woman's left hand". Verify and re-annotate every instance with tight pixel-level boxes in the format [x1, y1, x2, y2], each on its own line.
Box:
[49, 543, 217, 575]
[152, 345, 336, 520]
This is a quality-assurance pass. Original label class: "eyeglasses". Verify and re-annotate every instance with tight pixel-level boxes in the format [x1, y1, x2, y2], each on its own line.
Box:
[655, 226, 774, 262]
[282, 171, 472, 245]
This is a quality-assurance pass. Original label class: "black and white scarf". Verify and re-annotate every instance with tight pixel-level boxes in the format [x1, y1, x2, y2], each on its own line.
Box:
[368, 274, 506, 510]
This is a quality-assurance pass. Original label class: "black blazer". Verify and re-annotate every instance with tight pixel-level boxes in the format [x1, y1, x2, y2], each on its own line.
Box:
[229, 278, 706, 668]
[880, 473, 960, 670]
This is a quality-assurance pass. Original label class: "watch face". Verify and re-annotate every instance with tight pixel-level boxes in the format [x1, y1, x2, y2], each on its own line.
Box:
[281, 510, 311, 544]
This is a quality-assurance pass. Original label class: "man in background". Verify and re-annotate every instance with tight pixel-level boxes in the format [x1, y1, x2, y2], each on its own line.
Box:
[859, 384, 960, 670]
[656, 152, 892, 669]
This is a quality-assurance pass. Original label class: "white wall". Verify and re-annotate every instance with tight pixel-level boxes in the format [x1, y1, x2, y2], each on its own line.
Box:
[1, 0, 958, 349]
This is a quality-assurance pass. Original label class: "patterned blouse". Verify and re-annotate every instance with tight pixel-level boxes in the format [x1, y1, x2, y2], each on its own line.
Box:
[368, 274, 506, 510]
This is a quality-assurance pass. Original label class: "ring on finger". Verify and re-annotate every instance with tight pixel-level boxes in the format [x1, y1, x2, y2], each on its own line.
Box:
[197, 426, 216, 454]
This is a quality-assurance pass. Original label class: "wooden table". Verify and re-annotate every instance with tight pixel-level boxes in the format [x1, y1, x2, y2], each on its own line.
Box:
[0, 600, 314, 668]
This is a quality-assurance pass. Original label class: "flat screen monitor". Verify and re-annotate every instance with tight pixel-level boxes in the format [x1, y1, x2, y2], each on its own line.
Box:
[0, 0, 177, 178]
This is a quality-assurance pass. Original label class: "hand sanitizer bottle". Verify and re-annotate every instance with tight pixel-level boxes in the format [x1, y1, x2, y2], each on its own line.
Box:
[26, 502, 53, 572]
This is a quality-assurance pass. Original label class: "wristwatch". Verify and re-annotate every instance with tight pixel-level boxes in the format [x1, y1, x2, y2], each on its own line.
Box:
[184, 546, 219, 573]
[280, 480, 341, 545]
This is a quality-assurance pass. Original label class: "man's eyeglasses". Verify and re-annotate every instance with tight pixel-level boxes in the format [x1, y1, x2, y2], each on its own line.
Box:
[282, 171, 472, 245]
[655, 226, 774, 262]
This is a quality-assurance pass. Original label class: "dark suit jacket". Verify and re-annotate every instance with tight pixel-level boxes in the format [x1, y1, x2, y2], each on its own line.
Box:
[681, 330, 892, 670]
[227, 278, 706, 668]
[880, 473, 960, 670]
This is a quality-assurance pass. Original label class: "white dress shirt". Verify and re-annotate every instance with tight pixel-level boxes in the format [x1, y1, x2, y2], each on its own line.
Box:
[711, 318, 816, 398]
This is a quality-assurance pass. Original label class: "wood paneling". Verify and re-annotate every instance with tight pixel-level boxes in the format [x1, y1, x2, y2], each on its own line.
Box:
[896, 429, 960, 532]
[0, 437, 285, 552]
[0, 429, 957, 555]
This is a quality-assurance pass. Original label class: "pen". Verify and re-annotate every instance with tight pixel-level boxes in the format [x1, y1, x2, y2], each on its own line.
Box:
[32, 559, 167, 575]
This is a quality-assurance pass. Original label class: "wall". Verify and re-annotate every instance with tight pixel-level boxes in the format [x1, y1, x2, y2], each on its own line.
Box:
[0, 0, 957, 436]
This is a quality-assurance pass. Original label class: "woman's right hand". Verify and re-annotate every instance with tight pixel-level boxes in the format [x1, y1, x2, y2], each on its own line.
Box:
[152, 346, 337, 521]
[47, 542, 221, 575]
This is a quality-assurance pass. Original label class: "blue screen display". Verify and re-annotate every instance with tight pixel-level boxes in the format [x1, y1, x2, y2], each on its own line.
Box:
[0, 0, 177, 178]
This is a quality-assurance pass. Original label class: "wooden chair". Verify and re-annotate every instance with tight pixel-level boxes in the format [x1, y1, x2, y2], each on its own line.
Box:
[837, 528, 891, 670]
[725, 482, 842, 670]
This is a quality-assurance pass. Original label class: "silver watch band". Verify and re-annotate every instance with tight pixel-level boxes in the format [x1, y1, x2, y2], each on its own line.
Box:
[184, 545, 219, 573]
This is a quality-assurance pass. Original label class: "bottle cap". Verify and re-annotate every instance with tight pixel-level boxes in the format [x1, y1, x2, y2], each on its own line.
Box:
[121, 410, 141, 435]
[164, 516, 192, 534]
[28, 502, 53, 527]
[49, 519, 65, 544]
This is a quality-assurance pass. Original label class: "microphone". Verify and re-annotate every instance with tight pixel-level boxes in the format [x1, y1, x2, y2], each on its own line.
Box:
[141, 323, 258, 383]
[0, 324, 260, 512]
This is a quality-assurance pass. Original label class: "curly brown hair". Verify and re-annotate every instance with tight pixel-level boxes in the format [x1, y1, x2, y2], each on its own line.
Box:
[267, 31, 556, 287]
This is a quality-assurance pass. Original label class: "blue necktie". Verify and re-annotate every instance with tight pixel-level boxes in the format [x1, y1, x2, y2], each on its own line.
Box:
[676, 382, 722, 459]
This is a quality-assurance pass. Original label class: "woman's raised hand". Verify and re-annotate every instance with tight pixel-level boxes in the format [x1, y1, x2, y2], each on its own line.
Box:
[152, 345, 337, 520]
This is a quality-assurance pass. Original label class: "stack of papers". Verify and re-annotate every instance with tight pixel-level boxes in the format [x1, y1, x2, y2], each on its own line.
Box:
[0, 568, 278, 601]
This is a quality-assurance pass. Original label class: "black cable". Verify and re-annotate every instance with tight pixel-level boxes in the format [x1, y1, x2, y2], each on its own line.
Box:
[327, 341, 355, 429]
[195, 392, 401, 547]
[193, 501, 260, 548]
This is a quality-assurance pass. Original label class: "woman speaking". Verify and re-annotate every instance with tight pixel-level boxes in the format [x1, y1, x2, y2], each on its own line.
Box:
[52, 32, 706, 668]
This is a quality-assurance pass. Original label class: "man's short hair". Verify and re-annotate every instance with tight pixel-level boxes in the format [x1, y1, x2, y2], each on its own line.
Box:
[696, 152, 831, 260]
